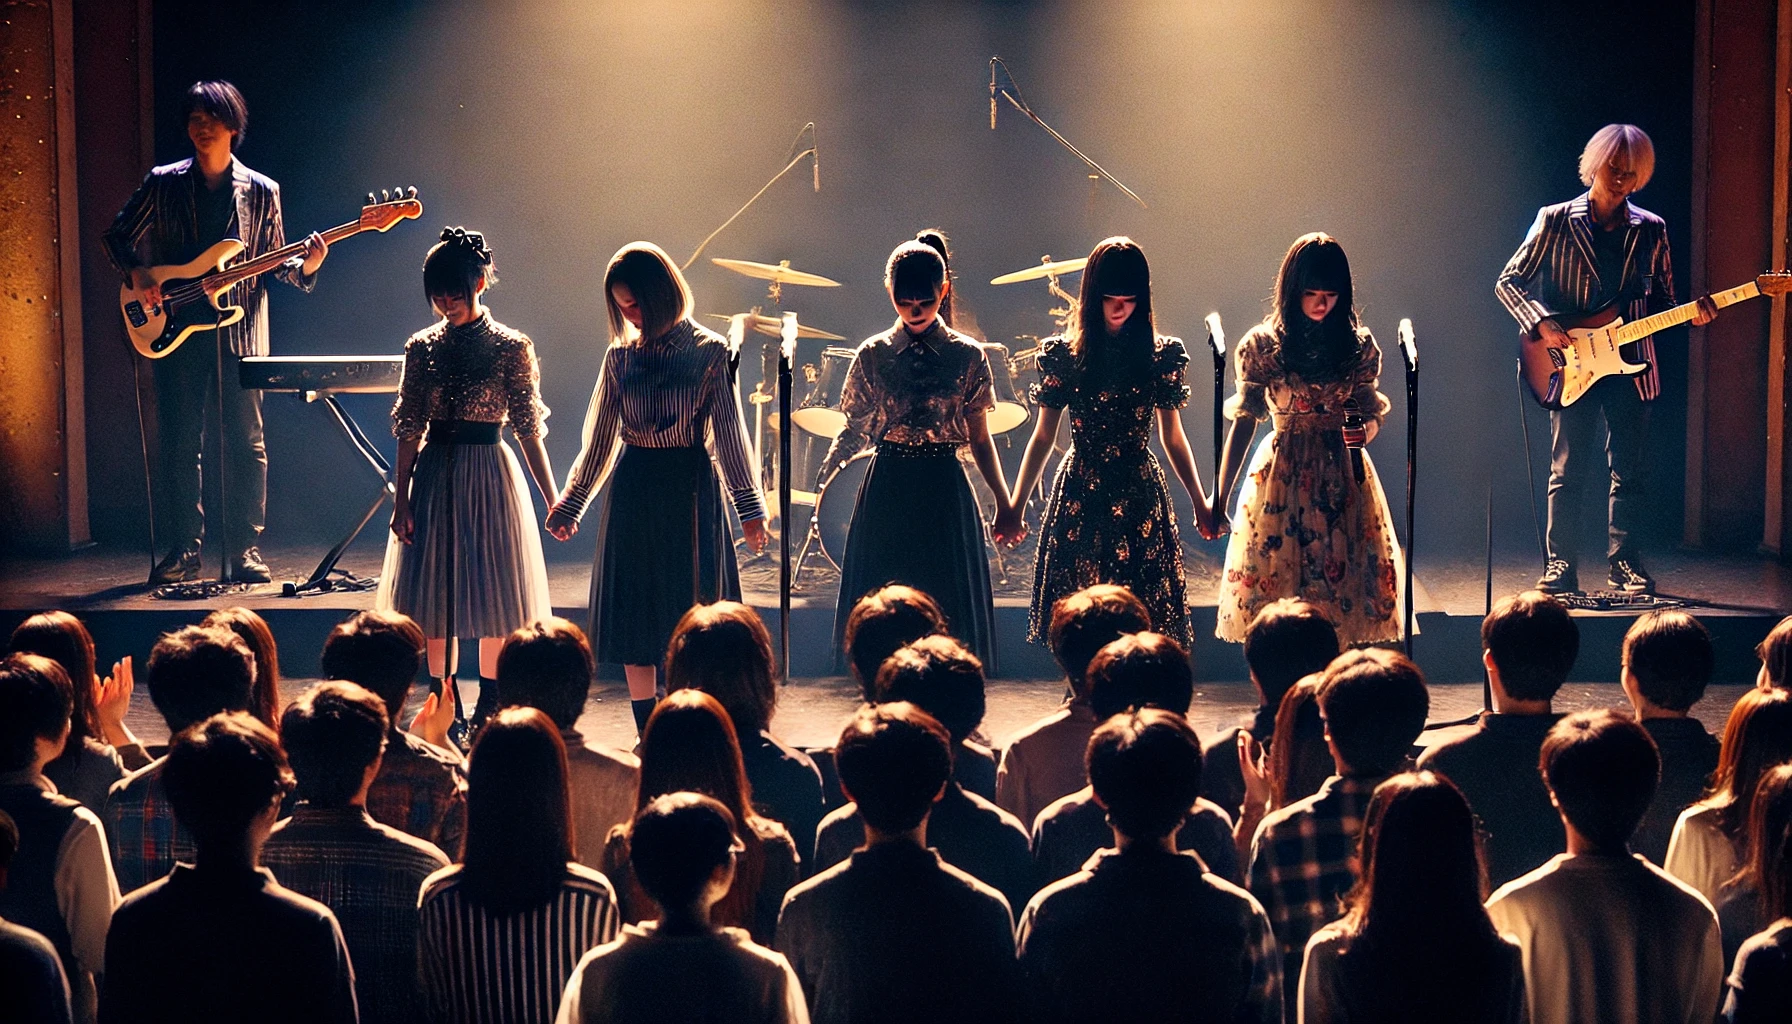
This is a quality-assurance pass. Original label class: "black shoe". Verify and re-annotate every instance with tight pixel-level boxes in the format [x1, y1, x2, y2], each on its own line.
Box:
[148, 545, 202, 585]
[1608, 557, 1655, 594]
[1537, 558, 1579, 594]
[228, 547, 272, 584]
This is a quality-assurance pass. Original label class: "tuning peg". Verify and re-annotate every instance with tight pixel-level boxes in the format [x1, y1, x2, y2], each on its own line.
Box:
[406, 186, 418, 198]
[392, 186, 403, 199]
[367, 192, 376, 205]
[381, 189, 391, 202]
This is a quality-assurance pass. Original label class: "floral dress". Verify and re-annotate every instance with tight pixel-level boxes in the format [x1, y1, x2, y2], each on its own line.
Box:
[1027, 334, 1193, 646]
[1216, 325, 1405, 644]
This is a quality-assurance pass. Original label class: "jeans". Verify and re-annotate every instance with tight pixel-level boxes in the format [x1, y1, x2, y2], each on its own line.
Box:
[151, 334, 266, 554]
[1546, 374, 1650, 565]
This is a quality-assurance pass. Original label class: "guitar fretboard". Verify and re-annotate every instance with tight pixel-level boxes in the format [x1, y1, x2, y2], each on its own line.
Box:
[1613, 282, 1760, 345]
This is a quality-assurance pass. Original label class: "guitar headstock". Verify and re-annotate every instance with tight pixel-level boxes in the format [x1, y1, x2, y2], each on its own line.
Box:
[360, 186, 423, 232]
[1758, 271, 1792, 298]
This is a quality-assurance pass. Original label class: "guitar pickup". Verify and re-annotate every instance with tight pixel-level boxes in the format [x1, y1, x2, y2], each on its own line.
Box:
[124, 302, 148, 328]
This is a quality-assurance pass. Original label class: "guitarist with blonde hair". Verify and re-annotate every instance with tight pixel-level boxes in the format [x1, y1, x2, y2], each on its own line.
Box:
[1495, 123, 1715, 596]
[103, 80, 329, 584]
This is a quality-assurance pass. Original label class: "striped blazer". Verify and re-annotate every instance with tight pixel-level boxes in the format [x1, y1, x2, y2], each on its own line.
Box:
[101, 156, 314, 358]
[1494, 193, 1677, 400]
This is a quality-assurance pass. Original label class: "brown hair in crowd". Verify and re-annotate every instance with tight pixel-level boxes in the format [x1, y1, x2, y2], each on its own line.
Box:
[203, 607, 282, 730]
[666, 602, 779, 738]
[1047, 584, 1151, 696]
[10, 611, 101, 746]
[844, 585, 947, 700]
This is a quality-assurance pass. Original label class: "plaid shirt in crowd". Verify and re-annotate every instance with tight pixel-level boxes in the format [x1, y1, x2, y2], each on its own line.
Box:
[263, 805, 450, 1024]
[1247, 774, 1383, 1013]
[365, 730, 467, 856]
[104, 759, 194, 896]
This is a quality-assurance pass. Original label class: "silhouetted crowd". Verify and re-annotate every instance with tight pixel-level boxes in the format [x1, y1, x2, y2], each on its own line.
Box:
[3, 587, 1790, 1023]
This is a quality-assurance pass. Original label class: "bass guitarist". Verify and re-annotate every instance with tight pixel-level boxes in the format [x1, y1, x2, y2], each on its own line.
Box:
[103, 80, 329, 584]
[1495, 123, 1715, 595]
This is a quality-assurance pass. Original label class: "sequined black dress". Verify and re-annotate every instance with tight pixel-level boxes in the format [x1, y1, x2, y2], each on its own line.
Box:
[1026, 334, 1192, 646]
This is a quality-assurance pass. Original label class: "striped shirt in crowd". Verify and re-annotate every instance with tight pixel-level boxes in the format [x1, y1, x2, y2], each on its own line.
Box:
[418, 862, 620, 1024]
[262, 806, 451, 1024]
[555, 319, 765, 524]
[1494, 192, 1678, 400]
[104, 759, 194, 896]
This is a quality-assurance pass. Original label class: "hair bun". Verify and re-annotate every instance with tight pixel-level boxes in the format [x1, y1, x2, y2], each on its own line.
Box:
[439, 226, 493, 264]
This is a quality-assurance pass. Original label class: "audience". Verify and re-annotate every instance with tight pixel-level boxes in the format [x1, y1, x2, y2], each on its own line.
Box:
[556, 793, 809, 1024]
[1204, 598, 1339, 823]
[1030, 632, 1240, 887]
[1249, 647, 1430, 1016]
[11, 611, 150, 810]
[102, 712, 357, 1024]
[1667, 689, 1792, 905]
[0, 807, 73, 1024]
[262, 681, 450, 1024]
[1232, 674, 1338, 865]
[812, 636, 1034, 914]
[996, 584, 1150, 830]
[666, 602, 826, 871]
[1486, 709, 1723, 1024]
[1418, 590, 1576, 887]
[1715, 764, 1792, 966]
[602, 689, 799, 945]
[838, 586, 962, 801]
[320, 609, 468, 854]
[496, 617, 640, 872]
[1755, 614, 1792, 692]
[0, 653, 119, 1022]
[1622, 610, 1722, 863]
[201, 607, 284, 730]
[1301, 771, 1526, 1023]
[1018, 708, 1281, 1024]
[776, 702, 1020, 1024]
[1723, 766, 1792, 1023]
[418, 707, 619, 1024]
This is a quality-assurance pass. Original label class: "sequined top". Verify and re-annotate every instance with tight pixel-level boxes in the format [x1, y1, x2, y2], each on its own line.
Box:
[391, 312, 549, 441]
[1224, 324, 1389, 429]
[817, 318, 995, 483]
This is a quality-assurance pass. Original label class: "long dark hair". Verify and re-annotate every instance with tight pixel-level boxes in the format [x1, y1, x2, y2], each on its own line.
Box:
[1731, 764, 1792, 918]
[461, 707, 574, 915]
[665, 602, 778, 738]
[1068, 236, 1155, 373]
[10, 612, 100, 744]
[1704, 689, 1792, 837]
[1269, 675, 1334, 809]
[1268, 232, 1361, 380]
[1335, 772, 1506, 1018]
[202, 608, 281, 732]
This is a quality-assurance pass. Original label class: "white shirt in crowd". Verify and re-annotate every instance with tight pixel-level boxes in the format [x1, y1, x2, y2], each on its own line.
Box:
[1665, 803, 1741, 907]
[554, 921, 809, 1024]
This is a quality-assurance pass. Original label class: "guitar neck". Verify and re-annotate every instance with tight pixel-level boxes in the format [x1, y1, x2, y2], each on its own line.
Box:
[208, 219, 364, 291]
[1613, 281, 1761, 345]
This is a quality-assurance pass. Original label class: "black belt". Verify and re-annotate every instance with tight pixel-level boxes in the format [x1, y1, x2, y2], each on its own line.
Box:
[874, 439, 964, 459]
[426, 420, 500, 445]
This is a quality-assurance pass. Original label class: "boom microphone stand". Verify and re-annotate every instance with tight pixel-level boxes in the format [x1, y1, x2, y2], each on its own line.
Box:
[989, 57, 1148, 208]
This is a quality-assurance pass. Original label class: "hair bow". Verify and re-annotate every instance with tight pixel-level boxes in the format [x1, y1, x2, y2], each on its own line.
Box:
[439, 226, 493, 264]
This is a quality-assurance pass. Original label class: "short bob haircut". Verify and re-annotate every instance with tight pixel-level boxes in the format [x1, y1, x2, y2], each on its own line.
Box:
[1243, 599, 1340, 710]
[10, 611, 101, 746]
[1317, 648, 1430, 779]
[146, 625, 256, 734]
[1578, 124, 1655, 191]
[423, 226, 497, 308]
[666, 601, 779, 738]
[182, 80, 248, 150]
[834, 702, 952, 834]
[320, 610, 426, 724]
[1086, 708, 1203, 841]
[202, 607, 282, 731]
[885, 240, 948, 303]
[873, 635, 987, 743]
[1540, 709, 1660, 851]
[1482, 591, 1579, 703]
[0, 653, 74, 773]
[163, 712, 294, 848]
[604, 241, 693, 342]
[1047, 584, 1152, 696]
[1622, 610, 1714, 712]
[280, 681, 389, 809]
[1086, 632, 1194, 719]
[844, 585, 947, 700]
[495, 616, 594, 731]
[628, 792, 741, 910]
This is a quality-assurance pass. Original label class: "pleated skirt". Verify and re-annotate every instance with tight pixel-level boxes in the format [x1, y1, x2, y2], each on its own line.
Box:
[378, 438, 552, 638]
[831, 443, 996, 672]
[589, 445, 741, 666]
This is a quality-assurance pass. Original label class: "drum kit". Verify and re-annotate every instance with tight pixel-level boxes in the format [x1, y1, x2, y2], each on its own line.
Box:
[708, 253, 1088, 580]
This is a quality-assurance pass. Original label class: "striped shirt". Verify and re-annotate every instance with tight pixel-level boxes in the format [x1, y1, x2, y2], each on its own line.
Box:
[103, 758, 194, 897]
[101, 156, 315, 358]
[556, 319, 765, 523]
[263, 806, 451, 1024]
[418, 862, 620, 1024]
[1494, 192, 1678, 400]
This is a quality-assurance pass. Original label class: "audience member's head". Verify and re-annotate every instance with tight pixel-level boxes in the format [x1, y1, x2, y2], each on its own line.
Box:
[10, 611, 100, 746]
[635, 688, 761, 834]
[462, 707, 574, 914]
[145, 624, 256, 734]
[834, 702, 952, 835]
[1270, 675, 1336, 808]
[873, 635, 986, 744]
[1755, 615, 1792, 692]
[0, 653, 73, 773]
[1317, 649, 1430, 779]
[1736, 764, 1792, 922]
[1086, 709, 1203, 842]
[843, 585, 946, 700]
[628, 792, 741, 918]
[1622, 610, 1715, 714]
[494, 617, 592, 731]
[1540, 710, 1660, 852]
[1706, 688, 1792, 838]
[162, 711, 294, 852]
[1243, 599, 1339, 711]
[280, 681, 390, 809]
[1048, 585, 1152, 697]
[1086, 632, 1193, 719]
[320, 610, 426, 727]
[1482, 591, 1578, 704]
[203, 607, 282, 730]
[666, 601, 778, 739]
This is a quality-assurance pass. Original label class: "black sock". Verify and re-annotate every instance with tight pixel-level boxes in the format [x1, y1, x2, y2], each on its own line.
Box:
[631, 696, 658, 736]
[470, 677, 501, 733]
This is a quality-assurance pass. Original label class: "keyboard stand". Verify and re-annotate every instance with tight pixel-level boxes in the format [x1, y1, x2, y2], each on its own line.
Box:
[283, 391, 394, 596]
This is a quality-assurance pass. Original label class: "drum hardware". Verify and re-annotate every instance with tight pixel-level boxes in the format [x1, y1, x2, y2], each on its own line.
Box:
[977, 340, 1031, 434]
[991, 255, 1084, 332]
[711, 256, 841, 305]
[706, 311, 846, 341]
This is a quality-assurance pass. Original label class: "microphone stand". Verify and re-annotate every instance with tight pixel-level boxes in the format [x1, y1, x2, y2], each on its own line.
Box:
[1204, 313, 1226, 482]
[989, 57, 1148, 209]
[778, 313, 798, 683]
[1398, 319, 1418, 657]
[683, 123, 819, 271]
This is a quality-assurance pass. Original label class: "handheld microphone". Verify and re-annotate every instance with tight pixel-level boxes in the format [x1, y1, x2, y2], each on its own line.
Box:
[990, 59, 998, 129]
[809, 124, 820, 192]
[1343, 399, 1367, 484]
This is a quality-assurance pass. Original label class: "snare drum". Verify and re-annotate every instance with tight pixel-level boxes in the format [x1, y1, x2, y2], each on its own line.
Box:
[978, 341, 1030, 434]
[790, 347, 856, 439]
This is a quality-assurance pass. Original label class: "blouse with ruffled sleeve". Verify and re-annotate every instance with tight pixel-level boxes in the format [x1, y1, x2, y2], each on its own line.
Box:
[1028, 333, 1190, 411]
[1223, 324, 1388, 425]
[1151, 337, 1191, 409]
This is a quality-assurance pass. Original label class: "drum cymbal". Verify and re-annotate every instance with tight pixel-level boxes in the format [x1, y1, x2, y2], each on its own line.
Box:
[711, 258, 841, 288]
[789, 408, 848, 439]
[705, 313, 847, 341]
[989, 256, 1088, 285]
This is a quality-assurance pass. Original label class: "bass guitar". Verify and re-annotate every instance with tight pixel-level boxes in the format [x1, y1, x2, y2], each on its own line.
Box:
[119, 188, 422, 359]
[1519, 271, 1792, 409]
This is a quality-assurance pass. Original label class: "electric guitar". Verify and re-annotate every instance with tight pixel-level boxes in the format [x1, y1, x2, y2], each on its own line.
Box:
[119, 189, 423, 359]
[1519, 271, 1792, 409]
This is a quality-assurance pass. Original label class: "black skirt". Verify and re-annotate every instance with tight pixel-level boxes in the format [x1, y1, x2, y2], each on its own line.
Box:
[832, 442, 996, 673]
[589, 445, 741, 666]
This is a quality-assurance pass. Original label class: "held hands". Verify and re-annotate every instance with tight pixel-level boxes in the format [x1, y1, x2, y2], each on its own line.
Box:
[299, 231, 329, 276]
[390, 501, 415, 544]
[743, 518, 769, 555]
[992, 497, 1027, 547]
[1197, 494, 1231, 541]
[545, 505, 578, 542]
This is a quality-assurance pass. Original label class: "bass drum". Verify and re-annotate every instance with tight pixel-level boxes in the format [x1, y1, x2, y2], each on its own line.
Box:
[815, 449, 875, 568]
